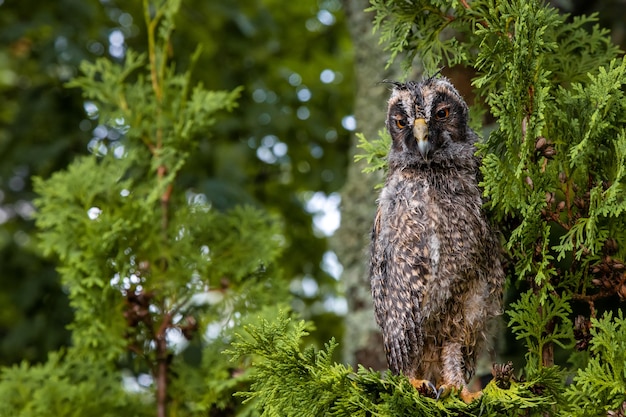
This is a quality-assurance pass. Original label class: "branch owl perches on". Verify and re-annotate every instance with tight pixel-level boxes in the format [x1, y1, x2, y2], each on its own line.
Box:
[369, 76, 504, 404]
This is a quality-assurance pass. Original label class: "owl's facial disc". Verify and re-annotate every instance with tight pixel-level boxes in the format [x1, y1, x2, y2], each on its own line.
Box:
[413, 118, 430, 158]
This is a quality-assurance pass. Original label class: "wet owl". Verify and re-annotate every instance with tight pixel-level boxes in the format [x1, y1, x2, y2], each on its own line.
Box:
[369, 76, 504, 403]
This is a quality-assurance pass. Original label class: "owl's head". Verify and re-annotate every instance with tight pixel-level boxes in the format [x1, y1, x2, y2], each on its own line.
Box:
[385, 77, 476, 169]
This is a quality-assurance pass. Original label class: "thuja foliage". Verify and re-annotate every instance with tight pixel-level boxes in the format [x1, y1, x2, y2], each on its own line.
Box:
[0, 1, 287, 416]
[564, 311, 626, 416]
[0, 350, 151, 417]
[233, 0, 626, 416]
[229, 313, 562, 416]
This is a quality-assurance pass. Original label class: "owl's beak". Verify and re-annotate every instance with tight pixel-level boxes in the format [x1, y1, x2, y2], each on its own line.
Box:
[413, 118, 430, 157]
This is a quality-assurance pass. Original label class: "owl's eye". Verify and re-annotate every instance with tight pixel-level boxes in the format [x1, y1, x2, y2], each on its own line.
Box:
[436, 108, 449, 119]
[395, 118, 407, 129]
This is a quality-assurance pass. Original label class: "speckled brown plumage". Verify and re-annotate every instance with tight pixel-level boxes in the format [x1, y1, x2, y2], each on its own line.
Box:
[369, 77, 504, 402]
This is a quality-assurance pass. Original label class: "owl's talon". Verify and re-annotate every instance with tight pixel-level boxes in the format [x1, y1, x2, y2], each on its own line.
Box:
[436, 384, 452, 399]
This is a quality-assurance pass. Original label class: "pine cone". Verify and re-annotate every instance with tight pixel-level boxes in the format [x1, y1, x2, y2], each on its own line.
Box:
[573, 315, 592, 351]
[607, 401, 626, 417]
[591, 255, 626, 299]
[492, 361, 514, 389]
[179, 316, 198, 340]
[124, 287, 154, 327]
[534, 136, 556, 159]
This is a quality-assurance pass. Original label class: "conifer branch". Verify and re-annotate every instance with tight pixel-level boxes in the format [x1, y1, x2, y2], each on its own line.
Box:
[143, 0, 163, 103]
[230, 312, 562, 416]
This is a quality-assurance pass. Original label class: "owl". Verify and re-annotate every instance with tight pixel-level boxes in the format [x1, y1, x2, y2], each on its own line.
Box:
[369, 76, 504, 403]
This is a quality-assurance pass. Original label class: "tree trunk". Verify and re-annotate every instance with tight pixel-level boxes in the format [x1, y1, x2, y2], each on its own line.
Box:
[334, 0, 401, 370]
[156, 336, 169, 417]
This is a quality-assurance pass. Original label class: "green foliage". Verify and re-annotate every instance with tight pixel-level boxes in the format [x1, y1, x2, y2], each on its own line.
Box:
[367, 0, 472, 72]
[229, 313, 564, 417]
[0, 0, 353, 368]
[0, 350, 150, 417]
[31, 0, 261, 367]
[0, 0, 104, 365]
[563, 311, 626, 416]
[354, 130, 390, 187]
[2, 1, 292, 415]
[229, 313, 347, 416]
[170, 305, 289, 416]
[508, 291, 573, 373]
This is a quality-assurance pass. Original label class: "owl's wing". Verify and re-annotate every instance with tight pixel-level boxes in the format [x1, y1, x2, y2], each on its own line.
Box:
[369, 208, 386, 329]
[369, 205, 427, 375]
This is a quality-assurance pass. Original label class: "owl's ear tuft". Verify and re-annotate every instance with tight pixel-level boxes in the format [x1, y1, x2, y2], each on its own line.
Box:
[379, 79, 405, 90]
[424, 67, 446, 81]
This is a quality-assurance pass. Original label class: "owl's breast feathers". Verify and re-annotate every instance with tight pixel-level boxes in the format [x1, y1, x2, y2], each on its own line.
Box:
[376, 165, 497, 296]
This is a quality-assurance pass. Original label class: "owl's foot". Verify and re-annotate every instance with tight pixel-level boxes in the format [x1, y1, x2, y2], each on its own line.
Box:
[409, 378, 439, 399]
[459, 386, 482, 404]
